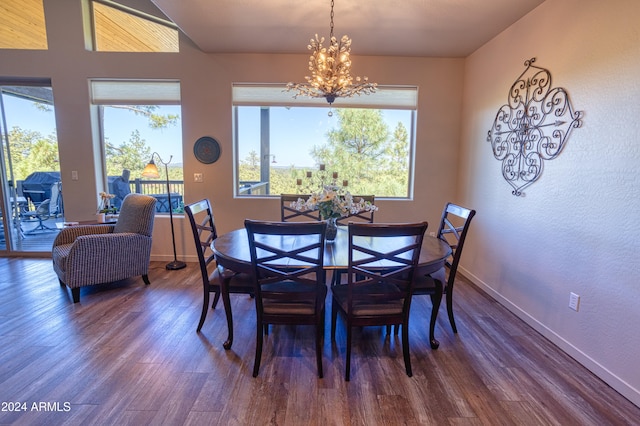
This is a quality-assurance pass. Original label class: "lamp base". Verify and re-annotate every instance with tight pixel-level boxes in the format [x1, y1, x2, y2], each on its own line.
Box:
[166, 260, 187, 270]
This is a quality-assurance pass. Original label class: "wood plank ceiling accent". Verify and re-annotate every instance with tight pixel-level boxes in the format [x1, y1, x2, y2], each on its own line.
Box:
[0, 0, 178, 53]
[0, 0, 48, 50]
[93, 1, 178, 52]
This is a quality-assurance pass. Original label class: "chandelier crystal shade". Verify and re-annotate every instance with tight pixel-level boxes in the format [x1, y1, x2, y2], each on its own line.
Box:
[286, 0, 376, 105]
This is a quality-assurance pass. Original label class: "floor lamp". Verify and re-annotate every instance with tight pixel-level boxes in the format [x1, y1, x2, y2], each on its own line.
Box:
[142, 152, 186, 270]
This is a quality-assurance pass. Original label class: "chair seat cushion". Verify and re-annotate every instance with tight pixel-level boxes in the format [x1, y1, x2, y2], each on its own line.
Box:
[261, 281, 327, 315]
[332, 283, 403, 316]
[210, 268, 254, 291]
[263, 300, 318, 315]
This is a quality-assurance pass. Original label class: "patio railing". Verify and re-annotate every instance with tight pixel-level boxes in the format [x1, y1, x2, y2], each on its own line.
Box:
[130, 178, 184, 196]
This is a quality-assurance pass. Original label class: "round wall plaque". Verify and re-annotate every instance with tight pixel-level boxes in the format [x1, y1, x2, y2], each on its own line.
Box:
[193, 136, 221, 164]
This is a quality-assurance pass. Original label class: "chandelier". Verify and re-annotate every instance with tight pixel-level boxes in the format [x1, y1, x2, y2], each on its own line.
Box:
[286, 0, 377, 106]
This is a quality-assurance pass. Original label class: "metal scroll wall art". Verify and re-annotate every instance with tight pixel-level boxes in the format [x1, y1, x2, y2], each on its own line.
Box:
[487, 58, 583, 196]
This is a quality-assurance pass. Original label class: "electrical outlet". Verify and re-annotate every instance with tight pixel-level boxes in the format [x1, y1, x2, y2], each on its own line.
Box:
[194, 173, 203, 183]
[569, 292, 580, 311]
[429, 231, 436, 237]
[71, 171, 78, 181]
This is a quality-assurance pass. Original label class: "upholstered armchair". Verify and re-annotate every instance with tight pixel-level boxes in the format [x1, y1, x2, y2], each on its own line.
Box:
[52, 193, 157, 303]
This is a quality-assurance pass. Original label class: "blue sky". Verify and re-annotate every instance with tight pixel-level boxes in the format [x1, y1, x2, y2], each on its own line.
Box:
[237, 106, 412, 168]
[4, 93, 411, 172]
[2, 95, 181, 165]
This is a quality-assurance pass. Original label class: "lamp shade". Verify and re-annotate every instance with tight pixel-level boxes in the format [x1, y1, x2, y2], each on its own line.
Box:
[142, 160, 160, 178]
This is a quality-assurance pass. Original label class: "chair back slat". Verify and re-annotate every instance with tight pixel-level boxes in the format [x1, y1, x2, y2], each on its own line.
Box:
[185, 199, 218, 282]
[436, 202, 476, 279]
[280, 194, 321, 222]
[347, 222, 428, 307]
[336, 195, 375, 225]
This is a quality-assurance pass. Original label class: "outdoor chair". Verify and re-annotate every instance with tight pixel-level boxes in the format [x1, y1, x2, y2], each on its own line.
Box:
[21, 198, 56, 234]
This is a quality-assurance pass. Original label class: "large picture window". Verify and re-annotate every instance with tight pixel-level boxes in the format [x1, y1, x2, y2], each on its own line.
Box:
[90, 80, 183, 213]
[233, 85, 417, 198]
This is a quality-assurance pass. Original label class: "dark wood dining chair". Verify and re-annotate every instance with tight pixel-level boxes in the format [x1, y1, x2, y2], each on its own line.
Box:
[280, 194, 321, 222]
[185, 199, 254, 346]
[245, 219, 327, 378]
[332, 195, 375, 286]
[412, 202, 476, 335]
[331, 221, 428, 381]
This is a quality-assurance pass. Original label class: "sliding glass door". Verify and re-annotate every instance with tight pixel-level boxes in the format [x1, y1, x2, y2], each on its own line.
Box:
[0, 81, 63, 253]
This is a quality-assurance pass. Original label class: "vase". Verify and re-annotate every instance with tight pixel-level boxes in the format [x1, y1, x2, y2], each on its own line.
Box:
[325, 217, 338, 243]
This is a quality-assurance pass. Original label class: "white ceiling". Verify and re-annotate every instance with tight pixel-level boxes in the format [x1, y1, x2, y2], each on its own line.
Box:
[150, 0, 545, 57]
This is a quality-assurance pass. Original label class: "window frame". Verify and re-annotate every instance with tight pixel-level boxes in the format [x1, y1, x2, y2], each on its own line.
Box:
[89, 79, 183, 214]
[232, 84, 418, 199]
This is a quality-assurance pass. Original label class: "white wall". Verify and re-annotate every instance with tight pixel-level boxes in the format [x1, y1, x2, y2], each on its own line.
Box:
[459, 0, 640, 406]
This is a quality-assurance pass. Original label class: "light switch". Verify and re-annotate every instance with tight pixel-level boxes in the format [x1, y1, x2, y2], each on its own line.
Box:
[71, 171, 78, 180]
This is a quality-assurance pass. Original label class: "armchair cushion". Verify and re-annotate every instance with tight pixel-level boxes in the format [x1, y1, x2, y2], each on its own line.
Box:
[113, 193, 156, 236]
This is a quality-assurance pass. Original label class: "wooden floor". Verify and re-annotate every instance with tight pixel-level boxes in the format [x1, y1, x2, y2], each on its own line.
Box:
[0, 259, 637, 425]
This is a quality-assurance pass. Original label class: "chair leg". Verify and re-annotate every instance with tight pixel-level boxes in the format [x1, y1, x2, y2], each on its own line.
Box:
[331, 270, 343, 286]
[316, 321, 324, 378]
[345, 324, 352, 381]
[142, 274, 151, 285]
[197, 289, 210, 332]
[221, 280, 234, 350]
[446, 288, 458, 334]
[429, 281, 444, 349]
[331, 302, 338, 340]
[71, 287, 80, 303]
[401, 320, 412, 377]
[253, 318, 264, 377]
[211, 290, 221, 309]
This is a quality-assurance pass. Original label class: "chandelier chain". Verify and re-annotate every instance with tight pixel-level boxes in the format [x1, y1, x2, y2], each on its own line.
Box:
[330, 0, 335, 39]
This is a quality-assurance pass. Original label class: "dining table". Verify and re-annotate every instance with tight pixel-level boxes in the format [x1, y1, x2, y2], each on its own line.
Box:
[212, 225, 452, 350]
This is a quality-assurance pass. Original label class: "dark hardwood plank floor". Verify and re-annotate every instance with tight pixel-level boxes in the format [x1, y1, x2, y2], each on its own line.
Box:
[0, 258, 637, 425]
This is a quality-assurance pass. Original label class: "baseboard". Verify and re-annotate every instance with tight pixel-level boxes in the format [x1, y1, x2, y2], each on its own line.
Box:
[459, 266, 640, 408]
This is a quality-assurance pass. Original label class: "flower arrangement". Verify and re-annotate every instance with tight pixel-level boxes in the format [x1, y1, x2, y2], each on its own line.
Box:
[291, 184, 377, 220]
[98, 192, 117, 214]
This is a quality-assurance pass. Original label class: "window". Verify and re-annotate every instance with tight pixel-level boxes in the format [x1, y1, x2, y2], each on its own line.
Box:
[233, 84, 417, 198]
[90, 0, 179, 52]
[0, 0, 48, 49]
[90, 80, 183, 213]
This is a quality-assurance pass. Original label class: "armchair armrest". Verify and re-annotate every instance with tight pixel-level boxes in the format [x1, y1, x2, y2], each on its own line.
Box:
[53, 224, 115, 246]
